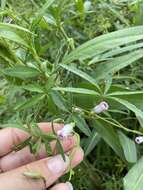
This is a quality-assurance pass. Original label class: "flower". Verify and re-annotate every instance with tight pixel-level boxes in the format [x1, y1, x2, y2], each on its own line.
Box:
[93, 101, 109, 114]
[84, 1, 91, 11]
[57, 123, 75, 138]
[135, 136, 143, 144]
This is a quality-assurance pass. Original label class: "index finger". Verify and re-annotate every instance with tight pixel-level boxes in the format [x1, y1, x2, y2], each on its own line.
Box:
[0, 123, 63, 157]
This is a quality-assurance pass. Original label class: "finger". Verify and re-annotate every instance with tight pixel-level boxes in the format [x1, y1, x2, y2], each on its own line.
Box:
[0, 123, 63, 157]
[50, 182, 73, 190]
[0, 135, 77, 172]
[0, 147, 84, 190]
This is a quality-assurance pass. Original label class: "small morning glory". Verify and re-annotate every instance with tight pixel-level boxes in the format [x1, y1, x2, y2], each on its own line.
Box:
[93, 101, 109, 114]
[57, 123, 75, 138]
[135, 136, 143, 144]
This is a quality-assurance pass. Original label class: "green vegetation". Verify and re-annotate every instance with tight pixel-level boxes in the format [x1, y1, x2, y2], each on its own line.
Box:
[1, 0, 143, 189]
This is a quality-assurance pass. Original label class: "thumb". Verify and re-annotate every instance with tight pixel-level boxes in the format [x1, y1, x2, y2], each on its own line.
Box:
[0, 147, 83, 190]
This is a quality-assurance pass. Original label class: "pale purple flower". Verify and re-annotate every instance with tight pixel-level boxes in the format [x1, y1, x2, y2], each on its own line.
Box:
[93, 101, 109, 114]
[84, 1, 91, 11]
[57, 123, 75, 138]
[135, 136, 143, 144]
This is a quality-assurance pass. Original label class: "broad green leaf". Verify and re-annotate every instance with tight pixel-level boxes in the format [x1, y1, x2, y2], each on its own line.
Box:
[62, 26, 143, 64]
[53, 87, 99, 96]
[84, 128, 100, 156]
[15, 95, 45, 111]
[60, 64, 100, 90]
[50, 91, 69, 112]
[73, 114, 91, 137]
[3, 66, 40, 79]
[124, 157, 143, 190]
[93, 120, 124, 159]
[118, 131, 137, 163]
[110, 97, 143, 127]
[95, 50, 143, 80]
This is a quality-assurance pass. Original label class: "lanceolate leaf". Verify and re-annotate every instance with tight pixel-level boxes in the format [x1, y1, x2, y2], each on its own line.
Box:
[84, 128, 100, 156]
[60, 64, 100, 90]
[15, 95, 45, 111]
[73, 114, 91, 137]
[62, 26, 143, 64]
[124, 157, 143, 190]
[110, 97, 143, 128]
[3, 66, 40, 79]
[53, 87, 100, 96]
[95, 50, 143, 80]
[118, 131, 137, 163]
[93, 120, 124, 159]
[50, 91, 69, 112]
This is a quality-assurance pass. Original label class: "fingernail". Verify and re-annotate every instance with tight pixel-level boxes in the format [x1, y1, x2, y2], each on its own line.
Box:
[47, 155, 69, 174]
[66, 182, 73, 190]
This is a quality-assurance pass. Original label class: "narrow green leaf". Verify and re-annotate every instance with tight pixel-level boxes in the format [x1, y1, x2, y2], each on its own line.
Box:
[50, 91, 69, 112]
[73, 114, 91, 136]
[84, 128, 100, 156]
[15, 95, 45, 111]
[3, 66, 40, 79]
[93, 120, 124, 159]
[110, 97, 143, 128]
[60, 64, 100, 90]
[62, 26, 143, 64]
[124, 157, 143, 190]
[22, 84, 44, 93]
[53, 87, 99, 96]
[95, 50, 143, 80]
[118, 131, 137, 163]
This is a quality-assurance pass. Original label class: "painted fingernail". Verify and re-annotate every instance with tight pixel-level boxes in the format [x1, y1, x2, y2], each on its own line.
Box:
[66, 182, 73, 190]
[47, 155, 69, 174]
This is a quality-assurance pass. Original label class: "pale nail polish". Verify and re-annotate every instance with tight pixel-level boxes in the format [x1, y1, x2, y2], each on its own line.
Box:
[66, 182, 73, 190]
[47, 155, 69, 174]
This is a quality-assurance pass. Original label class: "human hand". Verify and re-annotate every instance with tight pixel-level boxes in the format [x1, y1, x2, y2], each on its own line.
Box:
[0, 123, 84, 190]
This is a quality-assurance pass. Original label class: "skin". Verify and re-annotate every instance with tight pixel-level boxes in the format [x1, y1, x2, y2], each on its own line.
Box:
[0, 123, 84, 190]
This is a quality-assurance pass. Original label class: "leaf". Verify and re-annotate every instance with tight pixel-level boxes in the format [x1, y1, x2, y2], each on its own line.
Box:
[92, 120, 124, 159]
[22, 84, 44, 93]
[50, 91, 69, 112]
[118, 131, 137, 163]
[124, 157, 143, 190]
[32, 0, 56, 27]
[0, 29, 29, 47]
[3, 66, 40, 79]
[0, 23, 33, 34]
[95, 50, 143, 80]
[0, 123, 29, 132]
[73, 114, 91, 137]
[110, 97, 143, 128]
[62, 26, 143, 64]
[15, 95, 45, 111]
[108, 91, 143, 96]
[60, 64, 100, 90]
[56, 139, 66, 161]
[84, 128, 100, 156]
[53, 87, 100, 96]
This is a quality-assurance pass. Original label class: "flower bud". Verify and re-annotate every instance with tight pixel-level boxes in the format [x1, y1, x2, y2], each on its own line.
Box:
[84, 1, 91, 11]
[93, 101, 109, 114]
[72, 107, 82, 113]
[57, 123, 75, 138]
[135, 136, 143, 144]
